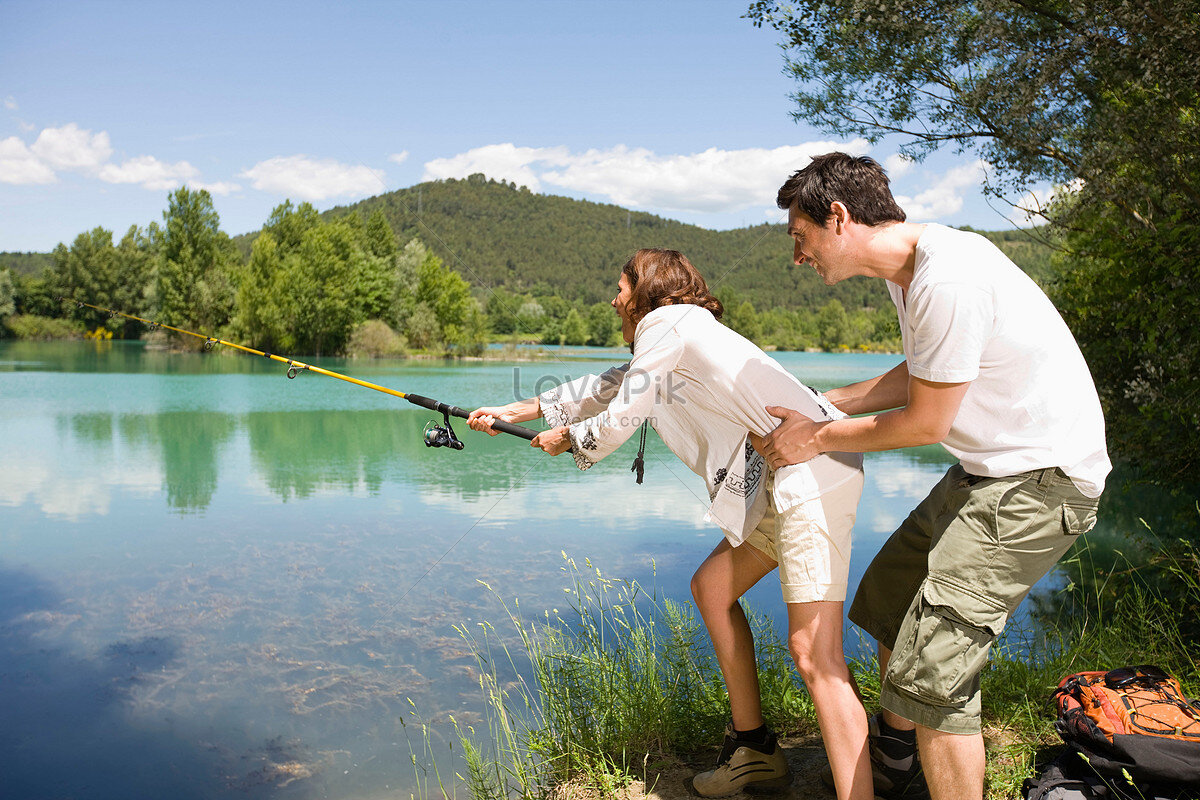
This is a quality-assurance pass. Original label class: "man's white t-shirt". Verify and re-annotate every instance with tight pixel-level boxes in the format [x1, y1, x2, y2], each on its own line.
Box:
[886, 224, 1111, 497]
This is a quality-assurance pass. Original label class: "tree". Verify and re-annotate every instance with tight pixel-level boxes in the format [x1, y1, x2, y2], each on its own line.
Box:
[559, 307, 590, 346]
[745, 0, 1200, 211]
[0, 268, 14, 323]
[816, 300, 850, 352]
[415, 250, 472, 338]
[747, 0, 1200, 481]
[586, 301, 620, 347]
[156, 187, 237, 332]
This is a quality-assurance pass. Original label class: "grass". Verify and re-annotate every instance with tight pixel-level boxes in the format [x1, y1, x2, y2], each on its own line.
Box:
[443, 517, 1200, 800]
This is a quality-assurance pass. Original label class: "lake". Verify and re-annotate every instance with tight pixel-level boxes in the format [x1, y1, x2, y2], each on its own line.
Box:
[0, 340, 1082, 799]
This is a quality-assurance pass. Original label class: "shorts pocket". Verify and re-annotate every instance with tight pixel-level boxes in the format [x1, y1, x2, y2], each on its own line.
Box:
[886, 579, 1008, 706]
[1061, 502, 1098, 536]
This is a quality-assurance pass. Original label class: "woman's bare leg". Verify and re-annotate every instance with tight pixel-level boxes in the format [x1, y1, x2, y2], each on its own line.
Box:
[787, 601, 872, 800]
[691, 539, 776, 730]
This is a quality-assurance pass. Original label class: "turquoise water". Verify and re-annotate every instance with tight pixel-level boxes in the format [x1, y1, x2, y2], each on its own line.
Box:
[0, 340, 967, 798]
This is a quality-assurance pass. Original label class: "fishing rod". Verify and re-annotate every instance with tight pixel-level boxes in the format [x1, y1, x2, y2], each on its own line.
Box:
[68, 300, 539, 449]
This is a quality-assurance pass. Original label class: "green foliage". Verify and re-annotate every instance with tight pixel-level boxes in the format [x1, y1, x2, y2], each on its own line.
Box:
[0, 269, 14, 322]
[748, 0, 1200, 482]
[346, 319, 407, 359]
[405, 302, 440, 350]
[0, 251, 54, 276]
[1050, 206, 1200, 480]
[156, 188, 237, 332]
[456, 556, 816, 798]
[4, 314, 85, 340]
[585, 301, 621, 347]
[48, 226, 155, 337]
[558, 307, 589, 346]
[235, 202, 413, 355]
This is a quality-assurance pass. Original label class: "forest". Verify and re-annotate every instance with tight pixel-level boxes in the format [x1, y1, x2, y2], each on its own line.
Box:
[0, 175, 1052, 356]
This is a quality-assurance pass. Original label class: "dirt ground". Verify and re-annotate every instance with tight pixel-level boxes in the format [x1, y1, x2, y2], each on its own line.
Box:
[563, 735, 837, 800]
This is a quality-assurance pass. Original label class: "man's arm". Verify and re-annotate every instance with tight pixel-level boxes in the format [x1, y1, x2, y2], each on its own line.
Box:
[824, 360, 910, 416]
[752, 375, 970, 468]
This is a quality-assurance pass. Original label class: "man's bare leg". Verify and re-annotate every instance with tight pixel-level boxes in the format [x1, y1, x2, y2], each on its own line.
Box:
[787, 601, 872, 800]
[916, 726, 984, 800]
[879, 644, 985, 800]
[691, 539, 776, 730]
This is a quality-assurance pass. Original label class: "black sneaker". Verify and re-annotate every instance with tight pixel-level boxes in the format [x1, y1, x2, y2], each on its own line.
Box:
[868, 713, 929, 800]
[692, 723, 792, 797]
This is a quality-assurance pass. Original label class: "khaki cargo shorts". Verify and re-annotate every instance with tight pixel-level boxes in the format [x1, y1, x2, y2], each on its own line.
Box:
[744, 471, 864, 604]
[848, 464, 1099, 734]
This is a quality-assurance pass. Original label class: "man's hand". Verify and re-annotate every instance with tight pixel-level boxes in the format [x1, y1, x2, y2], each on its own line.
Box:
[750, 406, 828, 469]
[531, 426, 572, 456]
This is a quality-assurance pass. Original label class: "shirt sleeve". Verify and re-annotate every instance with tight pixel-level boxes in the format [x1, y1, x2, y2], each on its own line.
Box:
[565, 312, 684, 471]
[538, 364, 631, 429]
[905, 283, 993, 383]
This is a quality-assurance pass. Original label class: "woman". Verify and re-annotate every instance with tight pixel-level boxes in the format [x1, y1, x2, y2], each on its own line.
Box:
[468, 248, 872, 800]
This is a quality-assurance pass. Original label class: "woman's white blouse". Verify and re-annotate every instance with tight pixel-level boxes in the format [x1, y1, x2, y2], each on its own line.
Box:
[539, 304, 863, 545]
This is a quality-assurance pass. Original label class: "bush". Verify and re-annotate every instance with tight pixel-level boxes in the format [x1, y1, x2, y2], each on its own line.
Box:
[346, 319, 407, 358]
[4, 314, 86, 340]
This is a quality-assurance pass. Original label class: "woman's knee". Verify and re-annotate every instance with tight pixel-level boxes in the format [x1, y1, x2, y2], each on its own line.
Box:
[788, 633, 849, 685]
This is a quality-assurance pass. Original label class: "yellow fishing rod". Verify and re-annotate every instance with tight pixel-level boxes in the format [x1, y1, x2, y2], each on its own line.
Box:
[69, 300, 539, 449]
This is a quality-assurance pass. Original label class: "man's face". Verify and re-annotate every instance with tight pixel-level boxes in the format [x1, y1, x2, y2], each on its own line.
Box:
[788, 204, 851, 286]
[611, 272, 637, 344]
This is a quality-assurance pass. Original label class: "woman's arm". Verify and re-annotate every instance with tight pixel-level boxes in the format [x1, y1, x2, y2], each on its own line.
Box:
[562, 315, 683, 469]
[466, 397, 541, 436]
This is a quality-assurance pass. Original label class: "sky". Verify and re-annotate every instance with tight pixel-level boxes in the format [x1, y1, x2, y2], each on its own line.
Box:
[0, 0, 1041, 253]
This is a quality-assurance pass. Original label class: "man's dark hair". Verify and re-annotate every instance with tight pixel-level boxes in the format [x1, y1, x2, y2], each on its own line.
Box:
[776, 153, 906, 226]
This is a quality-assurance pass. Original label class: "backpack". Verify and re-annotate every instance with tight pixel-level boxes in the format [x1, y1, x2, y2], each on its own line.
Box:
[1022, 751, 1192, 800]
[1052, 665, 1200, 787]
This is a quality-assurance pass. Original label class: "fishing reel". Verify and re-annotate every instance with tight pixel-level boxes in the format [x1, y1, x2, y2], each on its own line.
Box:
[423, 410, 464, 450]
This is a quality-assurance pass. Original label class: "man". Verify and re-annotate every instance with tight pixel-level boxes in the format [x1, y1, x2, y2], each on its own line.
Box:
[752, 153, 1110, 800]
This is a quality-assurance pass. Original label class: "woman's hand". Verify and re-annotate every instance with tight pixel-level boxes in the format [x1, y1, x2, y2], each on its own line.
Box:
[468, 405, 522, 436]
[467, 397, 541, 435]
[531, 426, 572, 456]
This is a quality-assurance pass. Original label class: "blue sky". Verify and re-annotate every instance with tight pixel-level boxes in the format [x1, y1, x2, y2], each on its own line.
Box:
[0, 1, 1037, 253]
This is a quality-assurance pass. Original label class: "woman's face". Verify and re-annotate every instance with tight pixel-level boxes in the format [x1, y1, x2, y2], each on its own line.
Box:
[611, 272, 637, 344]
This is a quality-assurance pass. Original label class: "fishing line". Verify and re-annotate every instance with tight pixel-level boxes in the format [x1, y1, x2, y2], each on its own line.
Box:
[69, 300, 539, 446]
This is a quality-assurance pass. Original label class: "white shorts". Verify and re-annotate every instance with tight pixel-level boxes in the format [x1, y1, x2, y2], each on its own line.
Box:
[741, 472, 864, 604]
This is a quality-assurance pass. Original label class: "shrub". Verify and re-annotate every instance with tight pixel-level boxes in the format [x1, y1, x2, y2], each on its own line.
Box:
[346, 319, 407, 358]
[4, 314, 86, 340]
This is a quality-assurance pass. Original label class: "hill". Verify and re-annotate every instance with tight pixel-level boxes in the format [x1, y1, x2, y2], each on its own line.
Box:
[0, 251, 54, 276]
[309, 174, 1054, 310]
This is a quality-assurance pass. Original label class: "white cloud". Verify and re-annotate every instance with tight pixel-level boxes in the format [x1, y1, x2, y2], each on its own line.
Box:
[895, 160, 987, 221]
[99, 155, 199, 189]
[884, 153, 914, 178]
[98, 155, 240, 195]
[240, 155, 384, 201]
[192, 180, 240, 196]
[424, 143, 571, 192]
[423, 140, 870, 214]
[3, 96, 16, 110]
[0, 136, 57, 184]
[30, 123, 112, 172]
[387, 150, 409, 165]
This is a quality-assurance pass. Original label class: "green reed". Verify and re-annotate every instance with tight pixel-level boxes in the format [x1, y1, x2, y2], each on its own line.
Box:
[452, 553, 818, 798]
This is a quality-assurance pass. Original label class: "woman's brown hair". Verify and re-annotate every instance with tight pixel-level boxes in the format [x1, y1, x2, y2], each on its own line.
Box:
[620, 248, 723, 325]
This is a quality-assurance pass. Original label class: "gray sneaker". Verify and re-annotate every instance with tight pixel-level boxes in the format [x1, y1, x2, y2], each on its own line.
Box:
[692, 724, 792, 797]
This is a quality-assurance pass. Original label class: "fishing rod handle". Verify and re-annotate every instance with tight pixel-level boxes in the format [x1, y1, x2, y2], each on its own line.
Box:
[405, 394, 539, 441]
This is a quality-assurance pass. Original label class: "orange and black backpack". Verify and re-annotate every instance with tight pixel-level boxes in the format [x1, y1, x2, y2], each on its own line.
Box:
[1053, 665, 1200, 787]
